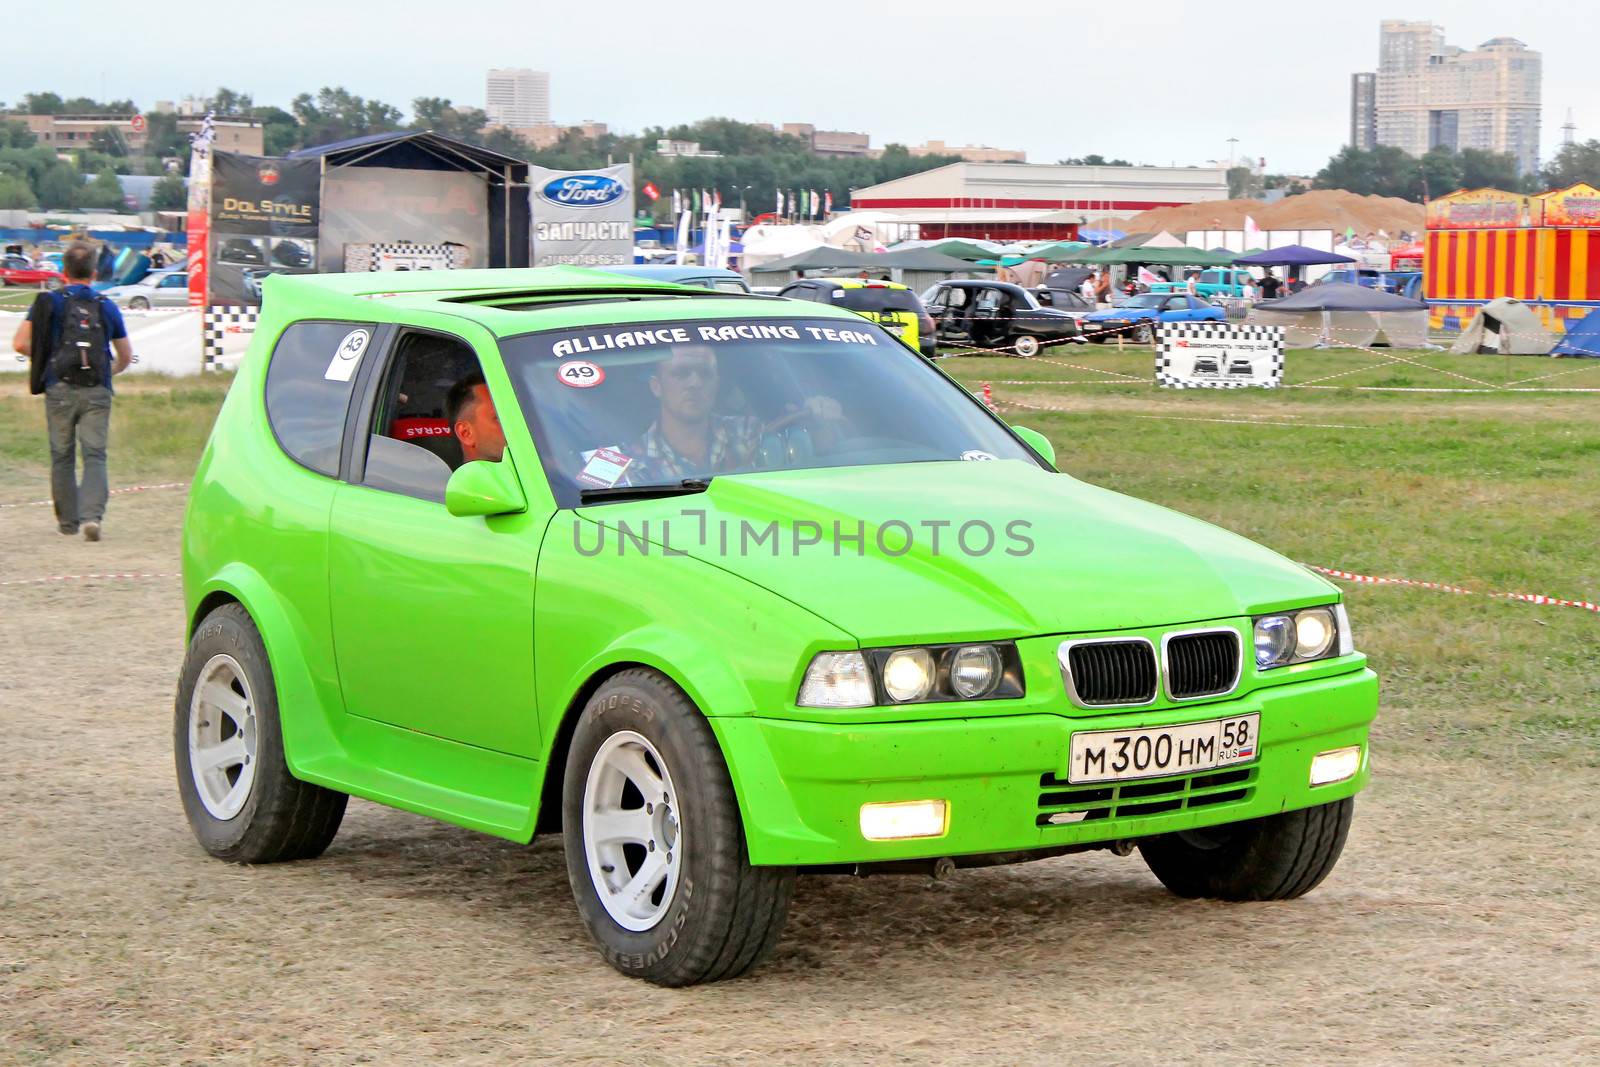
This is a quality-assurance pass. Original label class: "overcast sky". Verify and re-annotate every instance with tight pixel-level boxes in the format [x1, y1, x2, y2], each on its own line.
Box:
[10, 1, 1590, 175]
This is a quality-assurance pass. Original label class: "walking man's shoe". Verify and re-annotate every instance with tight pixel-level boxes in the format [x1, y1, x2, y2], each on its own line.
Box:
[82, 521, 101, 542]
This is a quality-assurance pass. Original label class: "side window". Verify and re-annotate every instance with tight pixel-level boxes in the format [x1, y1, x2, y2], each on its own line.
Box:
[780, 284, 811, 302]
[945, 286, 970, 310]
[264, 320, 375, 478]
[1166, 297, 1190, 311]
[160, 274, 187, 288]
[974, 288, 1002, 312]
[360, 330, 488, 503]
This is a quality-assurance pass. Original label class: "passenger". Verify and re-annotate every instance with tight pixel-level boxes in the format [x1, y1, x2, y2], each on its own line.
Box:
[445, 372, 505, 463]
[627, 343, 841, 484]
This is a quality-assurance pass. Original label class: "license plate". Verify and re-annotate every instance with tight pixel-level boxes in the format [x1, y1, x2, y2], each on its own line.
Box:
[1068, 714, 1259, 784]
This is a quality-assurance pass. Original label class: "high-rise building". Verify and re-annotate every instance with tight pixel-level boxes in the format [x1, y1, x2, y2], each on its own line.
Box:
[485, 68, 551, 128]
[1349, 73, 1377, 150]
[1361, 20, 1541, 175]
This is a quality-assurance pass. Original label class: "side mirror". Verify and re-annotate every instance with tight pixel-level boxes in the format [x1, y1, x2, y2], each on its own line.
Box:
[1011, 425, 1056, 468]
[446, 457, 528, 517]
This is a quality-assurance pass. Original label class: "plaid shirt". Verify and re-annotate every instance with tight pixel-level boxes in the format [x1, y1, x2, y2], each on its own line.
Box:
[628, 414, 763, 483]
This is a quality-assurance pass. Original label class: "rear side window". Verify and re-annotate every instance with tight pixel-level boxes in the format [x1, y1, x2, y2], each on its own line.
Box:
[264, 320, 375, 478]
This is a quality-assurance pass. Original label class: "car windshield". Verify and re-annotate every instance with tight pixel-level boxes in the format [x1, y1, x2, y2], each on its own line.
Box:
[1122, 294, 1165, 309]
[500, 316, 1041, 506]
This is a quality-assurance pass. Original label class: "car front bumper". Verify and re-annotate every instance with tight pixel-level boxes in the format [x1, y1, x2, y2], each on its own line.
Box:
[713, 666, 1377, 866]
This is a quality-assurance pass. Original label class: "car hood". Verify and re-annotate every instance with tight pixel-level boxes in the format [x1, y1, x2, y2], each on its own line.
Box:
[576, 461, 1335, 644]
[1085, 307, 1159, 320]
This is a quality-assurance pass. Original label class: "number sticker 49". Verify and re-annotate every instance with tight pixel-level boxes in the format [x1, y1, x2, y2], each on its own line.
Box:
[558, 360, 606, 388]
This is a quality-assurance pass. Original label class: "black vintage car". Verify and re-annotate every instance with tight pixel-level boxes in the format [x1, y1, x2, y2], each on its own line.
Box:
[921, 280, 1085, 356]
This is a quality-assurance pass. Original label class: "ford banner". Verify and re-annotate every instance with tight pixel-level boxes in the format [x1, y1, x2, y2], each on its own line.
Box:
[529, 163, 634, 267]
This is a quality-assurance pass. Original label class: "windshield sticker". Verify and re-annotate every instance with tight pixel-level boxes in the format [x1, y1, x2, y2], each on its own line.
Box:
[551, 322, 879, 358]
[961, 450, 998, 461]
[324, 329, 370, 382]
[576, 447, 633, 489]
[558, 359, 606, 388]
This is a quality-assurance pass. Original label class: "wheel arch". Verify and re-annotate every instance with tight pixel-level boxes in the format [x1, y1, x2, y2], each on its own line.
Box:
[187, 564, 342, 779]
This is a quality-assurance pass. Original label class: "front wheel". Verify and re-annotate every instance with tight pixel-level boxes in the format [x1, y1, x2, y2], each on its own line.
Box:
[1012, 334, 1041, 357]
[43, 276, 63, 291]
[1138, 797, 1354, 901]
[129, 296, 150, 310]
[1135, 322, 1155, 345]
[174, 604, 347, 862]
[563, 669, 795, 986]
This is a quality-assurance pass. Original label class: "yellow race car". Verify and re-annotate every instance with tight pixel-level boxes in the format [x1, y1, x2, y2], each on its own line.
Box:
[777, 276, 937, 356]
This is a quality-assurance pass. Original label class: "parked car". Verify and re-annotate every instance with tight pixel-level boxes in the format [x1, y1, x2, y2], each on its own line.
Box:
[174, 267, 1376, 987]
[1081, 293, 1226, 342]
[102, 270, 190, 310]
[1032, 287, 1095, 319]
[1, 254, 64, 290]
[1322, 268, 1384, 289]
[922, 279, 1084, 356]
[1150, 268, 1254, 299]
[598, 264, 752, 294]
[778, 276, 935, 357]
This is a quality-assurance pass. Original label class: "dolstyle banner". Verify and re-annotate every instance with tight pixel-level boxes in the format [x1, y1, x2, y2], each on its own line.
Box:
[529, 163, 634, 267]
[208, 151, 322, 306]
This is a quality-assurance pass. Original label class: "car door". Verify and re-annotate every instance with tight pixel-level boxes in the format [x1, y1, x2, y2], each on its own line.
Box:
[325, 325, 546, 757]
[156, 273, 189, 306]
[1160, 295, 1193, 322]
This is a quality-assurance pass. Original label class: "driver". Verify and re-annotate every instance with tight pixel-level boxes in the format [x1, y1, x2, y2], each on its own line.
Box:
[445, 372, 506, 464]
[626, 343, 841, 484]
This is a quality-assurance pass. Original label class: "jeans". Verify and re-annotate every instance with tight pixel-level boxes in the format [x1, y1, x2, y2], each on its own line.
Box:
[44, 381, 112, 531]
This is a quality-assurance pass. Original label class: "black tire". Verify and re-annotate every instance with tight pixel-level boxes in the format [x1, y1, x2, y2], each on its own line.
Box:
[562, 669, 795, 986]
[1138, 797, 1354, 901]
[174, 603, 347, 863]
[128, 296, 150, 310]
[1135, 322, 1155, 344]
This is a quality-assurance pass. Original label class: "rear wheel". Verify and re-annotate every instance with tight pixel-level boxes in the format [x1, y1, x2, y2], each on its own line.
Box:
[563, 669, 795, 986]
[1012, 334, 1041, 357]
[174, 604, 347, 863]
[1138, 797, 1354, 901]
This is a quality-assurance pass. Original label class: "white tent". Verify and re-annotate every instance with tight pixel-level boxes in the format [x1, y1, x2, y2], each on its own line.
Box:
[1245, 281, 1432, 349]
[1450, 298, 1558, 355]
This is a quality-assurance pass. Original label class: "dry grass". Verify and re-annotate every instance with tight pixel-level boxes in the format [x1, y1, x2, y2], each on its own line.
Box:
[2, 368, 1598, 1065]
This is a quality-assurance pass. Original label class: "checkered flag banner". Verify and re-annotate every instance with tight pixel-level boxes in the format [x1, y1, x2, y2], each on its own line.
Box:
[1157, 322, 1285, 390]
[203, 305, 259, 368]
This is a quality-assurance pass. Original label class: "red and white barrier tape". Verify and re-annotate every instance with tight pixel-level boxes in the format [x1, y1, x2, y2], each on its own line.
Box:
[0, 481, 187, 510]
[1307, 565, 1599, 614]
[0, 571, 180, 588]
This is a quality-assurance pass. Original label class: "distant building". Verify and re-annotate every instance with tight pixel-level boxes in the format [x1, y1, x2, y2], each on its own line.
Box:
[850, 161, 1228, 242]
[1349, 73, 1377, 150]
[1361, 20, 1541, 175]
[17, 114, 263, 156]
[656, 139, 722, 158]
[508, 121, 608, 150]
[907, 140, 1026, 164]
[485, 68, 551, 128]
[779, 123, 872, 157]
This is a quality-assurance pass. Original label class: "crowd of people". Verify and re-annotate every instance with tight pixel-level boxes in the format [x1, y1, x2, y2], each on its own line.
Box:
[1068, 266, 1306, 309]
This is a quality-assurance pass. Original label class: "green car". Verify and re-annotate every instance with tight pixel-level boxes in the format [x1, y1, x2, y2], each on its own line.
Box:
[175, 268, 1377, 986]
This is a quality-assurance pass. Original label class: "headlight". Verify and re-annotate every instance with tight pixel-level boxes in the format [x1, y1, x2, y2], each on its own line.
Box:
[949, 644, 1002, 698]
[797, 651, 873, 708]
[882, 648, 935, 702]
[798, 643, 1024, 707]
[1253, 606, 1346, 669]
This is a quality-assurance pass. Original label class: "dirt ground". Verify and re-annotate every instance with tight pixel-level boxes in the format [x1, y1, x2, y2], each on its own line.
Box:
[3, 488, 1599, 1066]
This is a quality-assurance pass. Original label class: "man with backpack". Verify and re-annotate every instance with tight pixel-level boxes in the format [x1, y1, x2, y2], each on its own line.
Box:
[9, 243, 133, 541]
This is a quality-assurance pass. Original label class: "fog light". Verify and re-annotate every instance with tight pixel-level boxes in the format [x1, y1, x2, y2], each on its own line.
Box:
[1309, 745, 1362, 786]
[859, 799, 948, 841]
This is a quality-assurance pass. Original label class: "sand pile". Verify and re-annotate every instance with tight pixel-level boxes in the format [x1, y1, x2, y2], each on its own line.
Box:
[1089, 190, 1426, 238]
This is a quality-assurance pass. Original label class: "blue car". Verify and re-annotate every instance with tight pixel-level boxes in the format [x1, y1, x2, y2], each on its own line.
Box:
[596, 264, 751, 293]
[1082, 293, 1225, 343]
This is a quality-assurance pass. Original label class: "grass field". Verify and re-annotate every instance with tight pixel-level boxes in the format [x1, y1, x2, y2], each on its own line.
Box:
[2, 356, 1597, 1064]
[0, 287, 45, 310]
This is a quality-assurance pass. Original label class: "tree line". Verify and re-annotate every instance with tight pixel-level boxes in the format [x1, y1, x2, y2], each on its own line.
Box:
[1309, 143, 1600, 202]
[2, 87, 963, 218]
